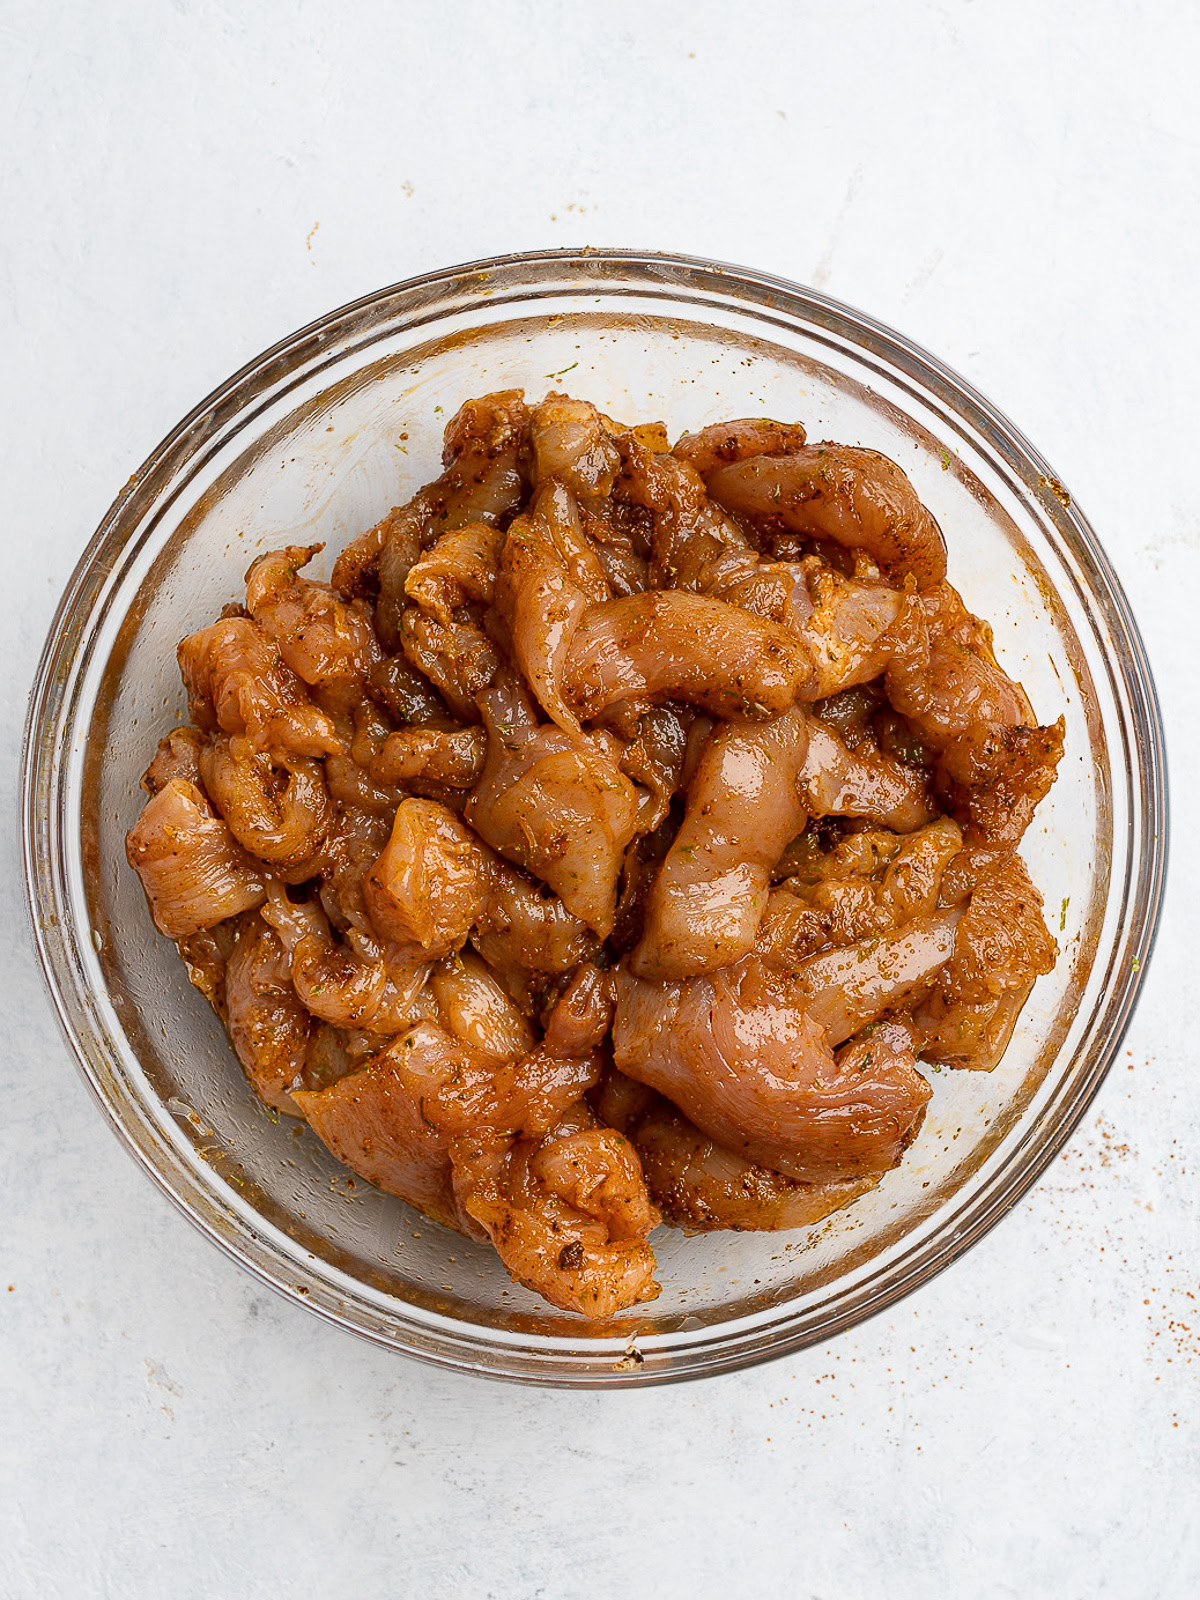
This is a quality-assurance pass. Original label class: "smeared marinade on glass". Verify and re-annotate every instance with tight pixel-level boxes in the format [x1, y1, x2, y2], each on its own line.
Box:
[127, 391, 1062, 1318]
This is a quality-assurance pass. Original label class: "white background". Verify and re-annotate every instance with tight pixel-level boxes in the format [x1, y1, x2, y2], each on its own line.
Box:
[2, 2, 1197, 1596]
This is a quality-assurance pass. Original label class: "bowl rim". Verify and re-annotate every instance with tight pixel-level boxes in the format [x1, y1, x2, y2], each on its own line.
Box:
[21, 246, 1170, 1385]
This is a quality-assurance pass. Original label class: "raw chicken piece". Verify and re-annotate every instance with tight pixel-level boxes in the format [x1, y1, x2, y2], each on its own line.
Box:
[177, 616, 341, 761]
[141, 727, 206, 794]
[706, 444, 947, 588]
[175, 919, 238, 1018]
[530, 392, 624, 505]
[224, 913, 310, 1114]
[790, 909, 962, 1044]
[758, 818, 964, 964]
[380, 1020, 601, 1143]
[884, 585, 1064, 845]
[613, 959, 933, 1182]
[293, 1038, 463, 1232]
[565, 591, 809, 721]
[364, 797, 490, 956]
[330, 389, 531, 637]
[796, 561, 903, 700]
[366, 650, 450, 726]
[244, 544, 379, 715]
[673, 417, 809, 477]
[198, 737, 331, 880]
[451, 1106, 660, 1318]
[631, 1095, 877, 1232]
[126, 778, 267, 937]
[939, 849, 1056, 1002]
[399, 608, 500, 723]
[618, 704, 695, 833]
[497, 479, 609, 733]
[263, 881, 430, 1035]
[431, 950, 536, 1063]
[631, 705, 811, 980]
[799, 714, 937, 833]
[466, 679, 638, 937]
[937, 718, 1066, 848]
[403, 522, 504, 627]
[911, 848, 1056, 1069]
[370, 725, 487, 790]
[472, 860, 602, 983]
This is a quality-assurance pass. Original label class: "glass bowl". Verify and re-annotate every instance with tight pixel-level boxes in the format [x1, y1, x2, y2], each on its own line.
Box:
[22, 249, 1167, 1386]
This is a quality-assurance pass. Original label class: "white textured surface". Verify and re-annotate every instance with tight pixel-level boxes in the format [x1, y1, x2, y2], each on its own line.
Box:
[1, 2, 1196, 1595]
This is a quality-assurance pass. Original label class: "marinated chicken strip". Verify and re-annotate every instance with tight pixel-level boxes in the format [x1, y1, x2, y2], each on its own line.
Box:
[616, 436, 813, 629]
[884, 585, 1064, 845]
[498, 480, 610, 733]
[263, 882, 429, 1035]
[673, 417, 809, 477]
[318, 701, 406, 817]
[530, 392, 622, 505]
[198, 737, 331, 880]
[619, 434, 908, 695]
[366, 651, 451, 727]
[632, 1097, 877, 1233]
[399, 608, 500, 723]
[178, 616, 341, 761]
[290, 933, 423, 1033]
[245, 544, 379, 715]
[631, 705, 811, 981]
[141, 726, 206, 793]
[526, 1111, 659, 1247]
[797, 561, 904, 700]
[706, 444, 948, 588]
[917, 848, 1056, 1065]
[758, 818, 964, 965]
[565, 591, 809, 722]
[936, 717, 1066, 849]
[886, 585, 1031, 738]
[451, 1106, 660, 1318]
[382, 1020, 601, 1143]
[315, 804, 394, 940]
[293, 1039, 463, 1232]
[466, 679, 638, 937]
[332, 499, 425, 613]
[791, 908, 962, 1045]
[126, 778, 267, 937]
[618, 703, 695, 833]
[913, 983, 1034, 1074]
[472, 860, 601, 981]
[431, 950, 536, 1063]
[224, 913, 310, 1114]
[402, 522, 504, 628]
[940, 850, 1056, 998]
[331, 389, 531, 619]
[301, 1020, 403, 1093]
[579, 510, 649, 598]
[613, 960, 931, 1182]
[364, 798, 491, 956]
[351, 390, 530, 649]
[799, 714, 937, 833]
[175, 920, 238, 1018]
[370, 725, 486, 789]
[434, 389, 533, 526]
[324, 751, 403, 816]
[541, 963, 617, 1057]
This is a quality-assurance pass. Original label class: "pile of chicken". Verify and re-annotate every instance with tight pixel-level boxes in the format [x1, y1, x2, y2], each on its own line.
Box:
[126, 390, 1063, 1318]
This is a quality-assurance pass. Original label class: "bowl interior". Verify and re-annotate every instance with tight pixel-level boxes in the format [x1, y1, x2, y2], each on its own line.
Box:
[28, 255, 1161, 1382]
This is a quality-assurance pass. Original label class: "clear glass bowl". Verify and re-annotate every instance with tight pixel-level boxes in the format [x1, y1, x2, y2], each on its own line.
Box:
[22, 250, 1167, 1385]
